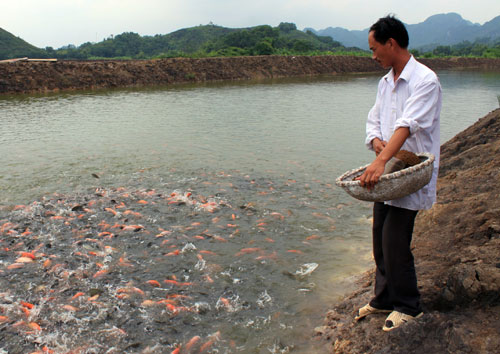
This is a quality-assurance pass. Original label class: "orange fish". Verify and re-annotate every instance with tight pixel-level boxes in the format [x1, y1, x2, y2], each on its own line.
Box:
[146, 280, 161, 287]
[104, 208, 117, 216]
[165, 303, 178, 314]
[218, 297, 232, 311]
[185, 335, 201, 351]
[164, 279, 181, 286]
[123, 210, 142, 217]
[255, 251, 278, 260]
[93, 269, 109, 278]
[122, 224, 144, 232]
[306, 234, 320, 240]
[71, 292, 85, 300]
[235, 247, 261, 256]
[62, 305, 78, 312]
[50, 215, 65, 220]
[7, 263, 24, 269]
[88, 294, 100, 301]
[200, 338, 216, 353]
[21, 301, 35, 309]
[41, 346, 54, 354]
[28, 322, 42, 331]
[270, 212, 285, 220]
[199, 250, 217, 256]
[164, 279, 193, 287]
[141, 300, 156, 307]
[166, 294, 191, 300]
[211, 235, 227, 242]
[287, 249, 303, 254]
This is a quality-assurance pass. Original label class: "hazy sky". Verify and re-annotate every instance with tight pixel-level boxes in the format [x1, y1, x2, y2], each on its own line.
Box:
[2, 0, 499, 48]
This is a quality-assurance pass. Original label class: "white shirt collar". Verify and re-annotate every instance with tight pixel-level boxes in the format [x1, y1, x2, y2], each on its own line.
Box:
[383, 55, 416, 85]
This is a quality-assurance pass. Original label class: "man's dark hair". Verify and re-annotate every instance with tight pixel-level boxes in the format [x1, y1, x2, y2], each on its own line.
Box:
[370, 15, 409, 49]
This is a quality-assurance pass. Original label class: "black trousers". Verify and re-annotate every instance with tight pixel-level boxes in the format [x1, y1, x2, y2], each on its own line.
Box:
[369, 202, 422, 316]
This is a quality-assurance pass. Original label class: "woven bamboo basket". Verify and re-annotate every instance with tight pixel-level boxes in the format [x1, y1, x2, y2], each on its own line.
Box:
[336, 153, 435, 202]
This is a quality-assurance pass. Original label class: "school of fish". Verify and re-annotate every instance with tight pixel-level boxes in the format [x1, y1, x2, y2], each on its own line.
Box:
[0, 172, 347, 353]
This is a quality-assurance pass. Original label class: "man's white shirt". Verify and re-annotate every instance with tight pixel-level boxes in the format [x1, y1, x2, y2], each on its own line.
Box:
[366, 56, 442, 210]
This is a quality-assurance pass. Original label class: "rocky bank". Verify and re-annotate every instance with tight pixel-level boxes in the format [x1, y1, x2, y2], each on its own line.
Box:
[315, 108, 500, 353]
[0, 56, 500, 94]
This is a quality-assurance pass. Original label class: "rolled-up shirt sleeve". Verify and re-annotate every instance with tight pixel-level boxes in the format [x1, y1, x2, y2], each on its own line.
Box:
[395, 79, 441, 135]
[365, 89, 383, 150]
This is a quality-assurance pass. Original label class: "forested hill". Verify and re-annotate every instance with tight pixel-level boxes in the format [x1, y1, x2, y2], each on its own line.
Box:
[0, 23, 352, 60]
[0, 28, 47, 59]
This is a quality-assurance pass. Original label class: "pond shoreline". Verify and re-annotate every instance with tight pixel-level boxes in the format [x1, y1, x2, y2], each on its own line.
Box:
[315, 108, 500, 353]
[1, 55, 500, 95]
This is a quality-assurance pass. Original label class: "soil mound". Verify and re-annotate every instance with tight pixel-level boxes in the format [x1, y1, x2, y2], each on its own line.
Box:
[0, 56, 499, 95]
[315, 108, 500, 353]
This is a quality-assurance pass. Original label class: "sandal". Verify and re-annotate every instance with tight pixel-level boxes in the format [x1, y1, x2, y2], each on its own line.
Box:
[355, 304, 392, 321]
[382, 311, 423, 331]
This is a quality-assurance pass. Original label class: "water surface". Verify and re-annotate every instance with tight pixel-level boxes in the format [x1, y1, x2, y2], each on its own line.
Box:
[0, 71, 499, 353]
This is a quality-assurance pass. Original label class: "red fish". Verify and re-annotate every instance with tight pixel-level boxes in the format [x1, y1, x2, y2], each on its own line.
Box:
[235, 247, 262, 256]
[146, 280, 161, 287]
[185, 335, 201, 351]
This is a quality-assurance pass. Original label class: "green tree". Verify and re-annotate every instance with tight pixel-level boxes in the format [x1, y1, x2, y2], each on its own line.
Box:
[278, 22, 297, 33]
[254, 40, 274, 55]
[292, 39, 314, 53]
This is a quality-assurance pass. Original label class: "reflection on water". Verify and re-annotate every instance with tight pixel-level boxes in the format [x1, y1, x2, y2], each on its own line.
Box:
[0, 71, 499, 353]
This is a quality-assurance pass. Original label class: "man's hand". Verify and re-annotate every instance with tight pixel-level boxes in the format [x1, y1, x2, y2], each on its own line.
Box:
[358, 159, 386, 189]
[357, 128, 410, 190]
[372, 138, 387, 156]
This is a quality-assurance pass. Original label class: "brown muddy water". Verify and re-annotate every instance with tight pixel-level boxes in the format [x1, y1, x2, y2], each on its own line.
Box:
[0, 71, 499, 353]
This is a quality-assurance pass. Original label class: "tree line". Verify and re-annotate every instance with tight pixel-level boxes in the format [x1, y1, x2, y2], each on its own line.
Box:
[44, 23, 366, 60]
[2, 22, 499, 61]
[411, 38, 500, 58]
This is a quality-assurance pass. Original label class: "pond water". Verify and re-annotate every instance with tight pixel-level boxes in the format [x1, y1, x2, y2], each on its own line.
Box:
[0, 70, 499, 353]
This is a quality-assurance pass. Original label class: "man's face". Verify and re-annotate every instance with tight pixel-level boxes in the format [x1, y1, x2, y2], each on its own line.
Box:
[368, 31, 393, 69]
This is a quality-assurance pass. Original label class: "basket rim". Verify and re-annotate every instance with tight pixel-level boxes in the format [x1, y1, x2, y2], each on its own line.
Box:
[336, 152, 435, 187]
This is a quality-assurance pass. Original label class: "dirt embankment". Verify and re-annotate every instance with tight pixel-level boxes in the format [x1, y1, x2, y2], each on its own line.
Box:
[0, 56, 499, 95]
[315, 108, 500, 353]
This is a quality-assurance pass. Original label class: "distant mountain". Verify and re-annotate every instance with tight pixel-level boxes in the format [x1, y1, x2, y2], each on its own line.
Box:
[0, 28, 47, 59]
[307, 13, 500, 50]
[303, 26, 367, 50]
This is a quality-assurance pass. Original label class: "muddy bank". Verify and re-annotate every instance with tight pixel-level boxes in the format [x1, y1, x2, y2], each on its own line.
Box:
[315, 108, 500, 353]
[0, 56, 499, 95]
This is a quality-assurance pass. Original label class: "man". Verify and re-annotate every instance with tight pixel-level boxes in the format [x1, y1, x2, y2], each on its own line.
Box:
[356, 16, 441, 331]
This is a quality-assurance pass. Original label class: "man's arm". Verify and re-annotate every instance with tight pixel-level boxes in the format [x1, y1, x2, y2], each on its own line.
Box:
[358, 127, 410, 189]
[371, 137, 387, 156]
